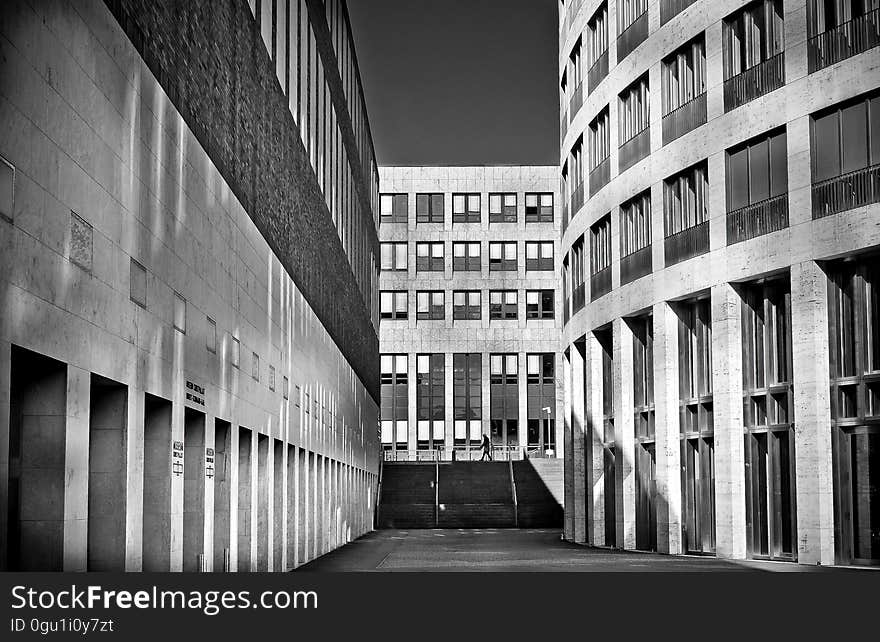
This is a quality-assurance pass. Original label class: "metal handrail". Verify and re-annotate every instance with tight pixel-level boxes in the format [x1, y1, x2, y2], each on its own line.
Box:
[808, 8, 880, 72]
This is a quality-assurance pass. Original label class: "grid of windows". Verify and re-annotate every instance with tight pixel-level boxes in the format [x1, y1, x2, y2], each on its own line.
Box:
[489, 193, 517, 223]
[416, 193, 445, 224]
[453, 193, 481, 223]
[489, 290, 518, 320]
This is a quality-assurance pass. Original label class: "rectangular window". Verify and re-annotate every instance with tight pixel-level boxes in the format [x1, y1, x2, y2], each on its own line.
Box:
[662, 36, 707, 116]
[380, 291, 408, 320]
[452, 242, 481, 271]
[490, 290, 518, 320]
[663, 160, 710, 236]
[381, 354, 409, 449]
[416, 242, 445, 271]
[489, 242, 517, 271]
[416, 291, 445, 320]
[490, 354, 519, 448]
[619, 75, 651, 171]
[489, 193, 517, 223]
[380, 242, 408, 271]
[525, 193, 554, 223]
[231, 335, 240, 368]
[727, 128, 788, 211]
[526, 290, 555, 319]
[590, 215, 612, 301]
[620, 190, 653, 285]
[0, 155, 13, 221]
[416, 354, 445, 449]
[379, 193, 407, 224]
[252, 352, 260, 381]
[453, 290, 482, 320]
[206, 316, 217, 353]
[283, 375, 289, 400]
[525, 241, 554, 271]
[453, 193, 481, 223]
[453, 353, 482, 447]
[269, 365, 276, 392]
[173, 292, 186, 334]
[589, 107, 611, 171]
[587, 2, 609, 79]
[416, 193, 444, 224]
[130, 258, 147, 307]
[723, 0, 785, 79]
[527, 353, 556, 452]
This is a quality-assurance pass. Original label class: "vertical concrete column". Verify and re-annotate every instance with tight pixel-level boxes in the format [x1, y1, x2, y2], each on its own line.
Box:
[653, 302, 682, 555]
[585, 334, 606, 545]
[286, 445, 298, 569]
[445, 352, 455, 456]
[407, 353, 417, 452]
[704, 18, 724, 123]
[0, 341, 10, 569]
[612, 318, 636, 549]
[170, 339, 186, 572]
[711, 283, 747, 559]
[562, 349, 574, 541]
[63, 366, 90, 571]
[518, 350, 528, 456]
[787, 116, 812, 228]
[124, 383, 144, 570]
[204, 414, 215, 572]
[784, 0, 808, 83]
[481, 351, 491, 441]
[570, 342, 587, 544]
[791, 260, 835, 565]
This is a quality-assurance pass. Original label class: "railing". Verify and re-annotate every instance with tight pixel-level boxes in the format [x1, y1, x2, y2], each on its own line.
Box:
[662, 92, 706, 145]
[524, 448, 556, 459]
[590, 266, 612, 301]
[723, 52, 785, 112]
[660, 0, 698, 26]
[620, 245, 652, 285]
[812, 163, 880, 219]
[808, 9, 880, 73]
[617, 11, 648, 62]
[587, 50, 609, 94]
[570, 182, 585, 215]
[589, 157, 611, 196]
[569, 83, 584, 120]
[455, 446, 525, 462]
[383, 449, 445, 462]
[726, 193, 789, 244]
[563, 297, 571, 324]
[664, 220, 709, 267]
[619, 126, 651, 173]
[572, 282, 586, 313]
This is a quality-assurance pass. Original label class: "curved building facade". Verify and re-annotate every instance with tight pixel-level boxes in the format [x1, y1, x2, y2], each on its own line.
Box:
[558, 0, 880, 565]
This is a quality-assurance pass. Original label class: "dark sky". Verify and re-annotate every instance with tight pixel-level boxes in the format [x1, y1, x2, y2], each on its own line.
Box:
[346, 0, 559, 166]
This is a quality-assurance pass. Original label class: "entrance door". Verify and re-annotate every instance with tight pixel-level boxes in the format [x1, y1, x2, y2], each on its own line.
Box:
[635, 442, 656, 551]
[745, 430, 796, 560]
[835, 427, 880, 565]
[682, 437, 716, 554]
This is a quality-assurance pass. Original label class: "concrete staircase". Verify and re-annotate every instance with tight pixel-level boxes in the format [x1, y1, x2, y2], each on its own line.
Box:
[376, 459, 563, 529]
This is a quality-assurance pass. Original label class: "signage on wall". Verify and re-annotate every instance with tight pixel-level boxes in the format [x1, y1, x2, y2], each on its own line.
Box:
[185, 380, 205, 406]
[172, 441, 184, 476]
[205, 447, 215, 479]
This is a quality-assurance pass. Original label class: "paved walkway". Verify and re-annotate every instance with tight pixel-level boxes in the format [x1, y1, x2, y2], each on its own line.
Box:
[297, 528, 856, 572]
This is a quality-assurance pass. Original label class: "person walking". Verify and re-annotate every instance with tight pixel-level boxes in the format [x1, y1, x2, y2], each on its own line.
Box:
[479, 433, 492, 461]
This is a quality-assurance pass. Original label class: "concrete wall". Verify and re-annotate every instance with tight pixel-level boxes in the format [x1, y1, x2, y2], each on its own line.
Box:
[0, 0, 379, 571]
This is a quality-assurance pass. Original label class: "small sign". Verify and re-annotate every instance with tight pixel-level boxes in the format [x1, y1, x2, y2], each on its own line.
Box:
[185, 380, 205, 406]
[172, 441, 184, 476]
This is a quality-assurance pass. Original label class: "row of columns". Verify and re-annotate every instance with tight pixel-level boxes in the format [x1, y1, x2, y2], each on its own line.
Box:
[563, 260, 836, 564]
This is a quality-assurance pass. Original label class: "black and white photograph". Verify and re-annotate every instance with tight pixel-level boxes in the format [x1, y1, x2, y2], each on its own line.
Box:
[0, 0, 877, 638]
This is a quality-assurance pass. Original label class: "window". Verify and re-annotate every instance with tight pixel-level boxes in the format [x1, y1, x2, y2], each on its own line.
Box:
[453, 193, 481, 223]
[379, 193, 407, 224]
[452, 242, 481, 271]
[252, 352, 260, 381]
[525, 241, 554, 271]
[489, 193, 517, 223]
[527, 353, 556, 452]
[0, 155, 13, 221]
[723, 0, 784, 78]
[589, 107, 611, 194]
[416, 354, 445, 450]
[619, 0, 648, 32]
[453, 290, 481, 320]
[525, 193, 554, 223]
[231, 335, 240, 368]
[664, 161, 709, 236]
[490, 354, 519, 448]
[489, 242, 517, 271]
[380, 291, 408, 320]
[283, 375, 289, 400]
[587, 3, 609, 79]
[206, 316, 217, 353]
[416, 291, 445, 320]
[807, 0, 880, 71]
[381, 354, 409, 450]
[416, 242, 445, 271]
[569, 38, 583, 94]
[490, 290, 518, 320]
[620, 190, 653, 285]
[619, 74, 650, 145]
[590, 214, 612, 300]
[618, 0, 649, 61]
[69, 211, 93, 272]
[526, 290, 555, 319]
[269, 365, 276, 391]
[662, 36, 707, 116]
[416, 193, 444, 223]
[453, 353, 482, 447]
[380, 242, 407, 271]
[810, 91, 880, 217]
[173, 292, 186, 333]
[130, 258, 147, 307]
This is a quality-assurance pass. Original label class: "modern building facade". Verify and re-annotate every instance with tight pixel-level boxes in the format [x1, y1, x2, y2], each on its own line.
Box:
[559, 0, 880, 565]
[0, 0, 380, 572]
[378, 166, 564, 461]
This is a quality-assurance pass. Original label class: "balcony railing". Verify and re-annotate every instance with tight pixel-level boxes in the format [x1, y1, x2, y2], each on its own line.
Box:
[664, 220, 709, 267]
[660, 0, 698, 26]
[617, 11, 648, 62]
[569, 83, 584, 121]
[726, 193, 789, 245]
[620, 245, 652, 285]
[587, 50, 609, 94]
[662, 92, 707, 145]
[572, 282, 586, 313]
[563, 297, 571, 324]
[589, 157, 611, 196]
[571, 182, 585, 215]
[808, 9, 880, 73]
[619, 126, 651, 173]
[723, 52, 785, 112]
[812, 163, 880, 219]
[590, 267, 612, 301]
